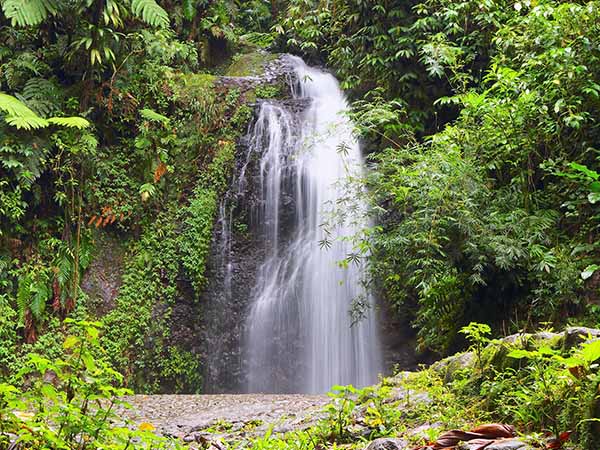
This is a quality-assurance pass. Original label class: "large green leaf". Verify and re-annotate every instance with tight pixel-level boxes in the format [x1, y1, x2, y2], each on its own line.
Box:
[1, 0, 58, 26]
[140, 108, 170, 124]
[1, 92, 91, 130]
[131, 0, 169, 28]
[5, 115, 48, 130]
[580, 339, 600, 364]
[0, 92, 41, 117]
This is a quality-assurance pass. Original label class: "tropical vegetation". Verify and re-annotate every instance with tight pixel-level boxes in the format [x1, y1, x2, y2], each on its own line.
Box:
[0, 0, 599, 448]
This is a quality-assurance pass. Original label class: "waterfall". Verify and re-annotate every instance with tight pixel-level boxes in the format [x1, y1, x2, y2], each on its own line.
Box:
[244, 56, 382, 394]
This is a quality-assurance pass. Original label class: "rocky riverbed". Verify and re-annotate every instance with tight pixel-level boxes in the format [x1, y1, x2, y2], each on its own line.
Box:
[120, 394, 329, 442]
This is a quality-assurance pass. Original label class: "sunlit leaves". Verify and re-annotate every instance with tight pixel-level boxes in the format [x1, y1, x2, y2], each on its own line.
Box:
[0, 92, 89, 130]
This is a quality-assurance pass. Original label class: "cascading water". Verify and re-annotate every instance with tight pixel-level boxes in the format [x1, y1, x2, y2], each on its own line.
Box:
[244, 56, 382, 394]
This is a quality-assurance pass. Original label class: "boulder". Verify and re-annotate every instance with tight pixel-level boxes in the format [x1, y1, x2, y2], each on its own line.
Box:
[431, 351, 476, 382]
[384, 387, 432, 406]
[365, 438, 409, 450]
[406, 422, 443, 441]
[499, 331, 561, 347]
[560, 327, 600, 351]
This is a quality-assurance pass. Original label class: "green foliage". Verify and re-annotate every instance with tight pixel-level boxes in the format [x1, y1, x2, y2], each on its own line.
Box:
[0, 295, 18, 378]
[0, 320, 182, 449]
[0, 92, 90, 130]
[313, 0, 600, 353]
[255, 84, 281, 99]
[460, 322, 492, 371]
[321, 385, 358, 441]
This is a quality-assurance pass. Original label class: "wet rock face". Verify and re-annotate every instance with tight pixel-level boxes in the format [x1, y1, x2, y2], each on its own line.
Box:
[200, 59, 306, 393]
[81, 231, 125, 316]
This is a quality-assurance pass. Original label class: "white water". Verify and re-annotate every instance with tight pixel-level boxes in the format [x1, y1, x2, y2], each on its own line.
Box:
[245, 56, 382, 394]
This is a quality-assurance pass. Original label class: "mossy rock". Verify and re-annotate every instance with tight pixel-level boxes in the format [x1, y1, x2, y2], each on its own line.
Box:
[433, 331, 568, 383]
[226, 51, 278, 77]
[559, 326, 600, 352]
[431, 351, 476, 382]
[480, 342, 518, 373]
[170, 72, 217, 104]
[480, 332, 563, 373]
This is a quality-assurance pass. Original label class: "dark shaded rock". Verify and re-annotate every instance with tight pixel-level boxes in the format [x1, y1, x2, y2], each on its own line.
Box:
[561, 327, 600, 351]
[365, 437, 409, 450]
[484, 438, 532, 449]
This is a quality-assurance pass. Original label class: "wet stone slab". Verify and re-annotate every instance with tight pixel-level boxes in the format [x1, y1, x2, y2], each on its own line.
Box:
[119, 394, 329, 442]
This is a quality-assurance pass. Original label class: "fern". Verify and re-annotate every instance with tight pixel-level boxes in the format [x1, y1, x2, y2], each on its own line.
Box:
[5, 115, 48, 130]
[16, 274, 31, 322]
[0, 92, 90, 130]
[1, 0, 59, 27]
[2, 52, 48, 89]
[182, 0, 196, 21]
[47, 117, 90, 129]
[0, 92, 40, 117]
[18, 77, 61, 117]
[140, 108, 170, 124]
[0, 92, 48, 129]
[130, 0, 169, 28]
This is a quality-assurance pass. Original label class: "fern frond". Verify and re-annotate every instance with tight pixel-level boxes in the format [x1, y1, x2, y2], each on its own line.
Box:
[130, 0, 169, 28]
[0, 92, 49, 129]
[0, 92, 40, 117]
[0, 92, 90, 130]
[29, 281, 49, 320]
[140, 108, 170, 124]
[182, 0, 196, 21]
[18, 77, 61, 117]
[47, 117, 91, 129]
[5, 115, 49, 129]
[1, 0, 59, 27]
[16, 275, 31, 321]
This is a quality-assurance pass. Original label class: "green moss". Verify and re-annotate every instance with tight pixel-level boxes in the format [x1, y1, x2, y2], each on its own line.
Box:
[226, 51, 277, 77]
[171, 72, 217, 102]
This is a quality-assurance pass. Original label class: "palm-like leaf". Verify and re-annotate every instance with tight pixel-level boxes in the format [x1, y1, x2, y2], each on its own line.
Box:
[1, 0, 59, 26]
[130, 0, 169, 28]
[0, 92, 49, 129]
[47, 117, 91, 129]
[5, 115, 48, 130]
[0, 92, 90, 130]
[140, 108, 170, 124]
[0, 92, 40, 117]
